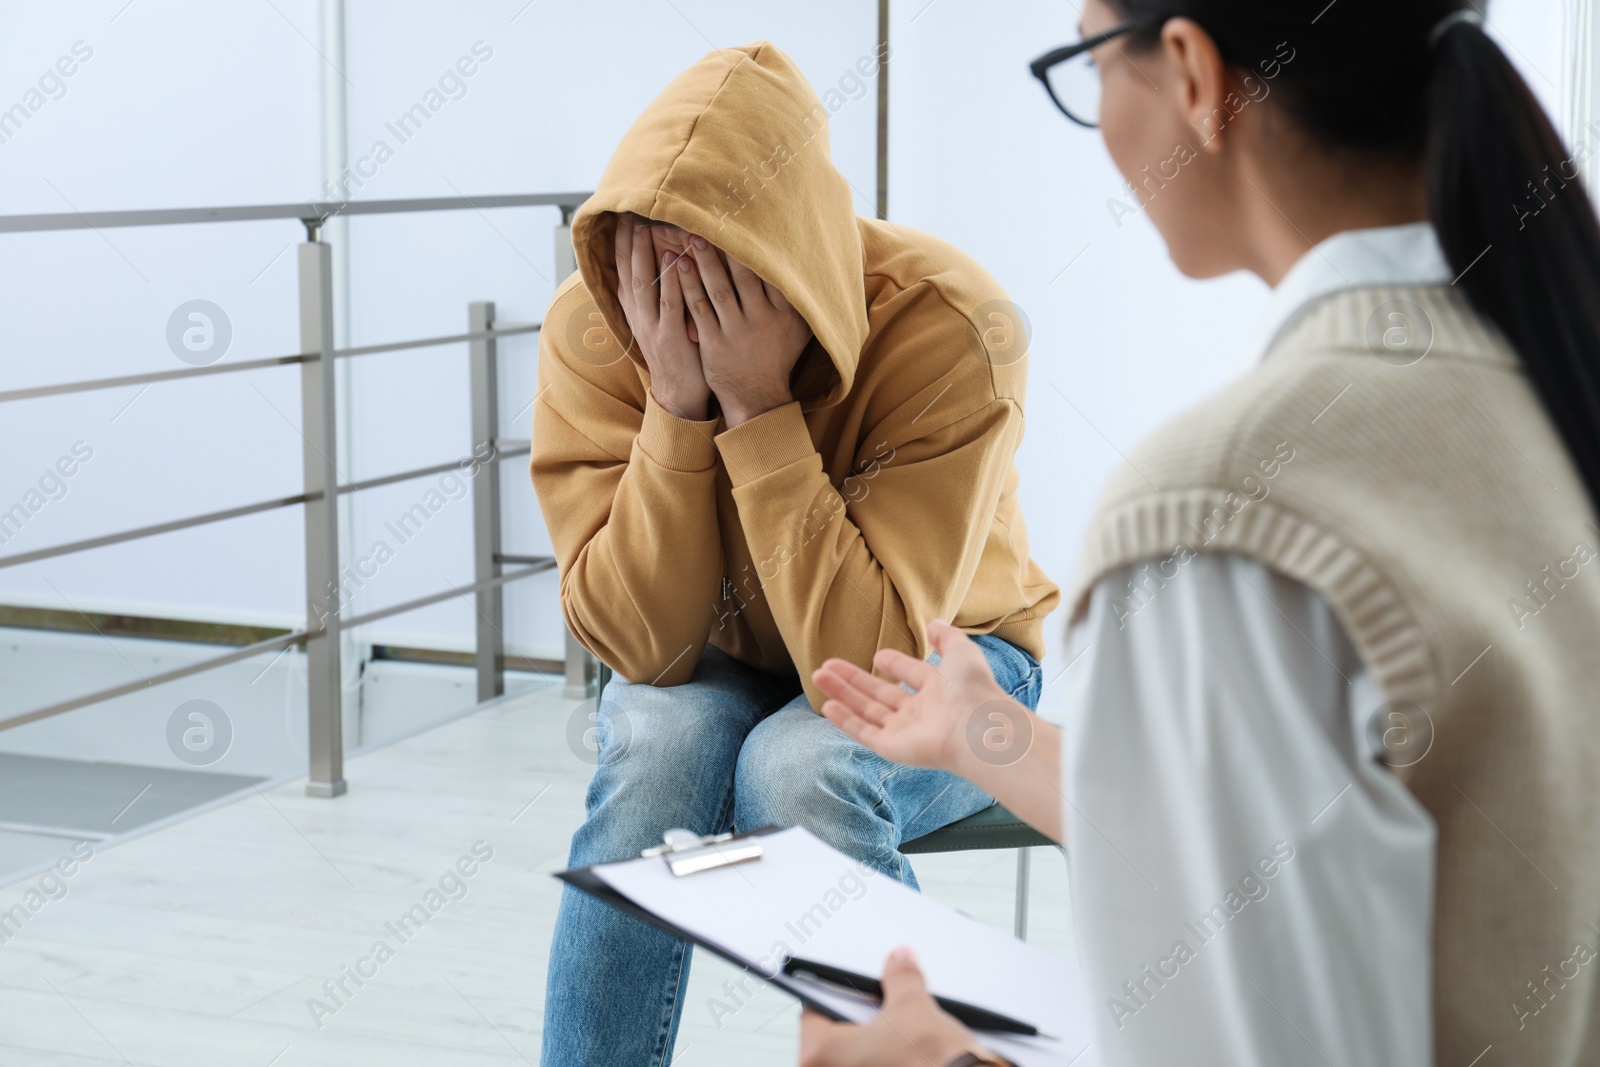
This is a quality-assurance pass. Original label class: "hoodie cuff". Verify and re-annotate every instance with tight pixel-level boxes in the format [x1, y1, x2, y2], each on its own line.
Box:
[715, 401, 817, 486]
[637, 393, 719, 473]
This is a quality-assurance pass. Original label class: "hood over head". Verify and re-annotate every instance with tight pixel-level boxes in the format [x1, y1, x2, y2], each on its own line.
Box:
[570, 42, 869, 408]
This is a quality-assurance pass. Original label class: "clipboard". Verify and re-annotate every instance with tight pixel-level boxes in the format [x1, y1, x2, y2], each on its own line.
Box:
[555, 828, 826, 987]
[555, 825, 867, 1023]
[554, 825, 1096, 1067]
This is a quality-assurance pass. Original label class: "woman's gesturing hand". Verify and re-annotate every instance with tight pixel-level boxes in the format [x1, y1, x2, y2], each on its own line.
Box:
[798, 947, 996, 1067]
[614, 215, 711, 421]
[814, 619, 1064, 843]
[676, 235, 812, 428]
[812, 620, 1014, 778]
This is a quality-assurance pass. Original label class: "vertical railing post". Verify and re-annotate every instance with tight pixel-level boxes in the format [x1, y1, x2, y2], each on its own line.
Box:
[1014, 848, 1031, 940]
[299, 227, 347, 798]
[470, 300, 504, 702]
[555, 205, 598, 699]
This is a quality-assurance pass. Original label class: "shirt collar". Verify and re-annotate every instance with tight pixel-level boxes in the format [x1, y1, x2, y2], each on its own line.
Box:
[1240, 221, 1453, 368]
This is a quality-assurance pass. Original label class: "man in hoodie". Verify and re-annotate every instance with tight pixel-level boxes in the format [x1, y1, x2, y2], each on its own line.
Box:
[532, 41, 1058, 1063]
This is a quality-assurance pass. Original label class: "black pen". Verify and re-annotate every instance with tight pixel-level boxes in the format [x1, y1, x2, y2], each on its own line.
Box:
[781, 955, 1051, 1038]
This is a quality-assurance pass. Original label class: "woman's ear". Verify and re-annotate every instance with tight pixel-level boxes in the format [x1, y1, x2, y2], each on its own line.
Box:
[1161, 17, 1234, 155]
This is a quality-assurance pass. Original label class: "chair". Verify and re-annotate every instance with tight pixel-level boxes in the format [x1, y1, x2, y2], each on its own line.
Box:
[899, 804, 1054, 940]
[589, 664, 1053, 939]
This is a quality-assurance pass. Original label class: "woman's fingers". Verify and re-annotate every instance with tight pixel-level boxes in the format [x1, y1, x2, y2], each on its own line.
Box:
[874, 648, 940, 692]
[690, 236, 740, 322]
[813, 659, 909, 716]
[814, 649, 943, 708]
[820, 699, 887, 748]
[814, 667, 898, 727]
[812, 656, 877, 691]
[725, 251, 770, 309]
[878, 946, 929, 1006]
[798, 1009, 851, 1067]
[812, 659, 902, 710]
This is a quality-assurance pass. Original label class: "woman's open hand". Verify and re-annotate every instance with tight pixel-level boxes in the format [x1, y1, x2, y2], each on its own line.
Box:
[812, 620, 1013, 778]
[815, 620, 1064, 843]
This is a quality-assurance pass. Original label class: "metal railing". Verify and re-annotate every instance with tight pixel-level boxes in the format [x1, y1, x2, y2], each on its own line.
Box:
[0, 192, 594, 797]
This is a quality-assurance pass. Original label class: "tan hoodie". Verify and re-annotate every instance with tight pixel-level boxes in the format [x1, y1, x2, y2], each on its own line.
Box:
[531, 41, 1058, 707]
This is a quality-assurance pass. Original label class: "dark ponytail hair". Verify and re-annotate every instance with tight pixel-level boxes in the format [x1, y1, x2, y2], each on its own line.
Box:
[1429, 21, 1600, 509]
[1109, 0, 1600, 512]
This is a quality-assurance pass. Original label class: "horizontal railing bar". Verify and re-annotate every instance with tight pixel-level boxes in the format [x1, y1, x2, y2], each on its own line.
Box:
[0, 492, 315, 570]
[495, 553, 555, 567]
[0, 443, 541, 566]
[341, 562, 554, 630]
[0, 603, 292, 648]
[0, 628, 308, 733]
[0, 352, 315, 405]
[334, 322, 539, 360]
[371, 644, 564, 676]
[0, 562, 555, 732]
[338, 459, 475, 496]
[339, 445, 531, 496]
[0, 192, 590, 235]
[0, 324, 543, 406]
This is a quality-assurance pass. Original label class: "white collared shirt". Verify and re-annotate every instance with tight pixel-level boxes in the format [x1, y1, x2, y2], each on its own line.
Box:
[1238, 220, 1453, 369]
[1061, 224, 1444, 1067]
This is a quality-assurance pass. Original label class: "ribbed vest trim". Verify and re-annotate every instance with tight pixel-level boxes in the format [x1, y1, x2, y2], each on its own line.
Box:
[1076, 493, 1440, 711]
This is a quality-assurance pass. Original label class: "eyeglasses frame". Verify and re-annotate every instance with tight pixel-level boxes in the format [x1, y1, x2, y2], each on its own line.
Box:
[1029, 18, 1160, 128]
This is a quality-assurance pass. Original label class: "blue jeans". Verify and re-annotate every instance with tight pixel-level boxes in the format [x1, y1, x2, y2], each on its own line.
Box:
[540, 636, 1042, 1066]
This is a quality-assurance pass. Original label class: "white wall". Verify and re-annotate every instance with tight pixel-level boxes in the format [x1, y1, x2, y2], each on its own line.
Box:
[888, 1, 1569, 700]
[0, 0, 878, 684]
[0, 1, 1570, 711]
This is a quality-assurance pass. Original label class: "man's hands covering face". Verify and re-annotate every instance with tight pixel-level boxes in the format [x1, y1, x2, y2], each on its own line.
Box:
[677, 234, 813, 428]
[613, 217, 813, 427]
[614, 216, 711, 421]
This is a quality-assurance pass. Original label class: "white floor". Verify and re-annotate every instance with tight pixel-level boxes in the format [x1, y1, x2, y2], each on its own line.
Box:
[0, 676, 1075, 1066]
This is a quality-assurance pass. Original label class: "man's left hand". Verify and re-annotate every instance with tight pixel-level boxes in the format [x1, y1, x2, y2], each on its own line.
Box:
[676, 235, 812, 428]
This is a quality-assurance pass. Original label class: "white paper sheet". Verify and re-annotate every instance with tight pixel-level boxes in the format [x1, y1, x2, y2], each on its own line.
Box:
[588, 826, 1098, 1067]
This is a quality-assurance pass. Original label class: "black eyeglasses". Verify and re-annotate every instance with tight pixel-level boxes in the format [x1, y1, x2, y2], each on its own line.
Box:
[1029, 19, 1155, 129]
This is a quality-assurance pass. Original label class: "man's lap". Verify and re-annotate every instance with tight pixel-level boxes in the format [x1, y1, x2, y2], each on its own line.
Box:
[580, 638, 1037, 873]
[732, 699, 990, 863]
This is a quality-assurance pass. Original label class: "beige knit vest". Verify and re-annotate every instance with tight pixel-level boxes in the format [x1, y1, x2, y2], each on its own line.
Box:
[1066, 285, 1600, 1065]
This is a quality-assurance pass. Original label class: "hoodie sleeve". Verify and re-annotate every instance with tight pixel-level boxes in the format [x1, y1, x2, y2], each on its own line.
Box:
[530, 289, 722, 686]
[713, 388, 1024, 711]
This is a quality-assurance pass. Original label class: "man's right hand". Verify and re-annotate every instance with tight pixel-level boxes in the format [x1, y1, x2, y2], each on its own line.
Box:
[614, 214, 711, 421]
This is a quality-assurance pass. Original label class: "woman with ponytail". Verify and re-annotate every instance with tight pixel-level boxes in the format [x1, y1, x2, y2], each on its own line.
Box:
[801, 3, 1600, 1066]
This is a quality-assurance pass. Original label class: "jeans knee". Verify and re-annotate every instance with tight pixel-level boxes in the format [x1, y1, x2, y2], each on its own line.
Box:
[735, 716, 880, 829]
[591, 680, 716, 775]
[573, 681, 751, 859]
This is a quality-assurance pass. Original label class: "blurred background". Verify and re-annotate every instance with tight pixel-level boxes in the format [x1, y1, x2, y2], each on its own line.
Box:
[0, 1, 1583, 1062]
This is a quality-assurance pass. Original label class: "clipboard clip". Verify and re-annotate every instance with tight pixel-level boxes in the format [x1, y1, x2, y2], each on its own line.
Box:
[642, 827, 764, 877]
